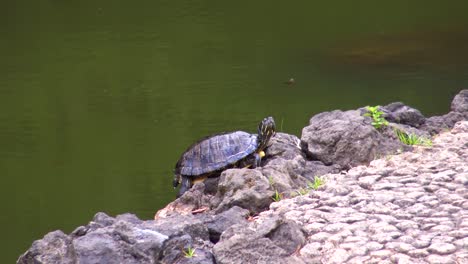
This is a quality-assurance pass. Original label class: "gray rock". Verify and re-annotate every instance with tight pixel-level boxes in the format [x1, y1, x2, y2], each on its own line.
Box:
[205, 206, 249, 243]
[347, 256, 372, 264]
[159, 235, 192, 264]
[266, 220, 306, 254]
[420, 90, 468, 135]
[426, 254, 457, 264]
[18, 92, 468, 264]
[366, 241, 384, 251]
[427, 242, 457, 255]
[72, 232, 121, 264]
[214, 168, 274, 213]
[407, 249, 429, 258]
[382, 102, 426, 127]
[153, 213, 210, 241]
[93, 212, 116, 227]
[19, 212, 170, 264]
[17, 230, 75, 264]
[213, 237, 293, 264]
[326, 248, 350, 264]
[172, 248, 215, 264]
[389, 253, 412, 264]
[264, 132, 339, 187]
[265, 132, 303, 161]
[370, 249, 392, 258]
[451, 89, 468, 114]
[212, 217, 304, 264]
[421, 112, 466, 135]
[301, 109, 404, 169]
[154, 182, 213, 219]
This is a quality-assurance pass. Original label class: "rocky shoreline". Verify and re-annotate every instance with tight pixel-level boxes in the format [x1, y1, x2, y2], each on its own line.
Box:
[18, 90, 467, 264]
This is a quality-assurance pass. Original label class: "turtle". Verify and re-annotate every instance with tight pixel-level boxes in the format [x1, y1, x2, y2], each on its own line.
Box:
[173, 116, 276, 197]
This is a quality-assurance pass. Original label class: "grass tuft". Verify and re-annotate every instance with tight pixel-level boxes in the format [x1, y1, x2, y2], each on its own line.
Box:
[272, 190, 283, 202]
[308, 176, 325, 190]
[295, 187, 309, 196]
[268, 176, 276, 187]
[183, 247, 196, 258]
[395, 129, 432, 147]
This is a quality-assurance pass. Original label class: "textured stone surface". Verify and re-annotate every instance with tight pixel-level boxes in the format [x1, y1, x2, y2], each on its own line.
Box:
[300, 109, 405, 169]
[229, 120, 468, 263]
[17, 231, 75, 264]
[420, 89, 468, 135]
[18, 90, 468, 264]
[382, 102, 426, 127]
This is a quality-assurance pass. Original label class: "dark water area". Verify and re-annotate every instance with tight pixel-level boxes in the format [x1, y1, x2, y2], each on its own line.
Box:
[1, 1, 467, 262]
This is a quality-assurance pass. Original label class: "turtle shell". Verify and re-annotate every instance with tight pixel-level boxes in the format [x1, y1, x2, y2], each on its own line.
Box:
[175, 131, 258, 177]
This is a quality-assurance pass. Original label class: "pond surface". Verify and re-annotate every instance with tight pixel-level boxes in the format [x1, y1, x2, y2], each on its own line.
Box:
[1, 1, 468, 262]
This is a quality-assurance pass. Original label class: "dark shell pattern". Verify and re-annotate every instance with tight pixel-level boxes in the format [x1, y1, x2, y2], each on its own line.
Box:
[176, 131, 258, 176]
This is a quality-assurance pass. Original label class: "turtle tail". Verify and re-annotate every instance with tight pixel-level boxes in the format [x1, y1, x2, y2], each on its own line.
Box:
[176, 176, 192, 198]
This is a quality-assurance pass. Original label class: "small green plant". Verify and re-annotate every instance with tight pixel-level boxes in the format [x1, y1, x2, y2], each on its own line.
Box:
[268, 176, 276, 187]
[308, 176, 325, 190]
[395, 129, 432, 147]
[272, 190, 283, 202]
[364, 106, 389, 129]
[295, 187, 309, 196]
[183, 247, 196, 258]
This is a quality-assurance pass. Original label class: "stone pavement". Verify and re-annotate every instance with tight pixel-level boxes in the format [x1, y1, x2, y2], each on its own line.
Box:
[258, 121, 468, 264]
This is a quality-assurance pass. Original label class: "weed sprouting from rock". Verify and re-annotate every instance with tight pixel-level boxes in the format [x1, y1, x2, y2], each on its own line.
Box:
[272, 190, 283, 202]
[183, 247, 196, 258]
[364, 106, 389, 129]
[308, 176, 325, 190]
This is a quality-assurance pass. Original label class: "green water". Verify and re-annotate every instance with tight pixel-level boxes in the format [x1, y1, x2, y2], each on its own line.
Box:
[1, 1, 467, 262]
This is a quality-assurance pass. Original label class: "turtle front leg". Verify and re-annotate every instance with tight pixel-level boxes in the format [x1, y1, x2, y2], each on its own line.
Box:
[177, 176, 192, 198]
[252, 150, 265, 168]
[173, 174, 181, 188]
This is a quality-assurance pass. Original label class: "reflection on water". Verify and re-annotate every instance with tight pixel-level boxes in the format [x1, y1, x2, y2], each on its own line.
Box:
[326, 29, 468, 72]
[1, 1, 468, 262]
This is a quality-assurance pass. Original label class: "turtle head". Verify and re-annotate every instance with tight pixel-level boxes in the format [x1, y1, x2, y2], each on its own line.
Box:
[257, 116, 276, 150]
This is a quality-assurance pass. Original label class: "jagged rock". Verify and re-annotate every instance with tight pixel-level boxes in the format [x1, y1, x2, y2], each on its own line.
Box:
[382, 102, 426, 127]
[204, 206, 249, 243]
[451, 89, 468, 114]
[18, 91, 468, 264]
[159, 235, 192, 264]
[160, 235, 215, 264]
[421, 112, 466, 135]
[265, 132, 303, 161]
[154, 214, 209, 241]
[17, 230, 75, 264]
[303, 160, 341, 179]
[18, 213, 169, 264]
[212, 216, 306, 264]
[264, 132, 339, 188]
[452, 120, 468, 134]
[266, 220, 307, 254]
[301, 110, 405, 169]
[154, 207, 247, 263]
[155, 183, 212, 219]
[175, 248, 215, 264]
[253, 121, 468, 263]
[214, 168, 274, 213]
[420, 89, 468, 135]
[261, 158, 307, 193]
